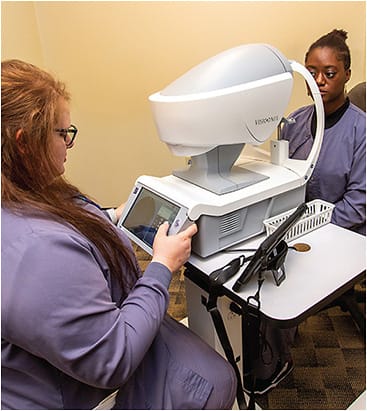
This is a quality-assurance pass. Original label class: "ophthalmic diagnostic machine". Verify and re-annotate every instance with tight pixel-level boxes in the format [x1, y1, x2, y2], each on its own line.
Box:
[118, 43, 325, 260]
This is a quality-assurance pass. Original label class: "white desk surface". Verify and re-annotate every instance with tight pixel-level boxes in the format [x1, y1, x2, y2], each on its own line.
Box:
[188, 223, 366, 324]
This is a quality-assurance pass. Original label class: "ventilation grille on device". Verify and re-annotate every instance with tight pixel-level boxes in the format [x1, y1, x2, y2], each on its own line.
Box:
[219, 211, 242, 235]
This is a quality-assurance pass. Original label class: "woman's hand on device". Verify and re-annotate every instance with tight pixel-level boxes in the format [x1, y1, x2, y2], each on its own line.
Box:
[151, 222, 198, 273]
[115, 202, 126, 221]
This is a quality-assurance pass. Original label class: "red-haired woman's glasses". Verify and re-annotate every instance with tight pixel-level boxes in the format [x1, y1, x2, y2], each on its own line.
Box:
[54, 124, 78, 148]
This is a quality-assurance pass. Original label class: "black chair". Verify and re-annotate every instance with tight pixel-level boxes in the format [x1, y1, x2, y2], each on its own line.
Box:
[348, 82, 366, 112]
[327, 274, 366, 340]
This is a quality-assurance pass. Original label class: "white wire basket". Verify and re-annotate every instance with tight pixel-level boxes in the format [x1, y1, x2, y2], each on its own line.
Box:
[263, 199, 335, 242]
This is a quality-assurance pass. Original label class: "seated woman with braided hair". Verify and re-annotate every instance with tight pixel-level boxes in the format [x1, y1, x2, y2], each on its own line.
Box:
[244, 28, 365, 396]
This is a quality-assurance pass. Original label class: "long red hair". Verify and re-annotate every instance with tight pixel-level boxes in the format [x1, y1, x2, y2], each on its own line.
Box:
[1, 59, 138, 298]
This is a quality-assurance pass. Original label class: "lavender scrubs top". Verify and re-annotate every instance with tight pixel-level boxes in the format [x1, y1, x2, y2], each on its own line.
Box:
[2, 204, 233, 409]
[281, 103, 366, 235]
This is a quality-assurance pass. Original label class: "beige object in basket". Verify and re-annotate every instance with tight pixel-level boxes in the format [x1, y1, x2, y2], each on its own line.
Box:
[263, 199, 335, 242]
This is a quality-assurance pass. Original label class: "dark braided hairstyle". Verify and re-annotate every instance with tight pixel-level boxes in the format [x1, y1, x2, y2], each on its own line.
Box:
[305, 29, 351, 70]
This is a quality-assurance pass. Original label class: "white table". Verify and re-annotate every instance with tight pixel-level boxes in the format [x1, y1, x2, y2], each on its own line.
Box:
[186, 223, 366, 326]
[184, 223, 365, 409]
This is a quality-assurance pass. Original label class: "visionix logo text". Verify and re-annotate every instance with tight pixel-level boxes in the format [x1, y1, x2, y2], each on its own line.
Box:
[255, 115, 279, 126]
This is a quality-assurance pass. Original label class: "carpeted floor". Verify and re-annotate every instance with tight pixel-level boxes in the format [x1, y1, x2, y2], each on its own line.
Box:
[136, 246, 366, 410]
[256, 305, 365, 410]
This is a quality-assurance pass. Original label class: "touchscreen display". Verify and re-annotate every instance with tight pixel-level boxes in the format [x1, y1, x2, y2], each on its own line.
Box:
[122, 188, 180, 247]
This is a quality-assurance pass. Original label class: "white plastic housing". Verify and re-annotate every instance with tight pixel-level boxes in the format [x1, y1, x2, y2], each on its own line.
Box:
[149, 44, 294, 156]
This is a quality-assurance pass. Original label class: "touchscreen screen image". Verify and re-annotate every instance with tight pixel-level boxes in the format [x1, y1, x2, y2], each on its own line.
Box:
[122, 188, 180, 247]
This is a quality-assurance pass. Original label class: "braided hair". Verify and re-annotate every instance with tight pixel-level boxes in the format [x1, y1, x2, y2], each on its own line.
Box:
[305, 29, 351, 70]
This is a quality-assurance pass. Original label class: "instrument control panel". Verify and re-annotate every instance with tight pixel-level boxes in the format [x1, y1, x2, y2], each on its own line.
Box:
[118, 183, 192, 255]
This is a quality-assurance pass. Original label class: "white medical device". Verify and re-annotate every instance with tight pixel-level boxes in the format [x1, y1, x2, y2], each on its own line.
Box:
[118, 44, 324, 257]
